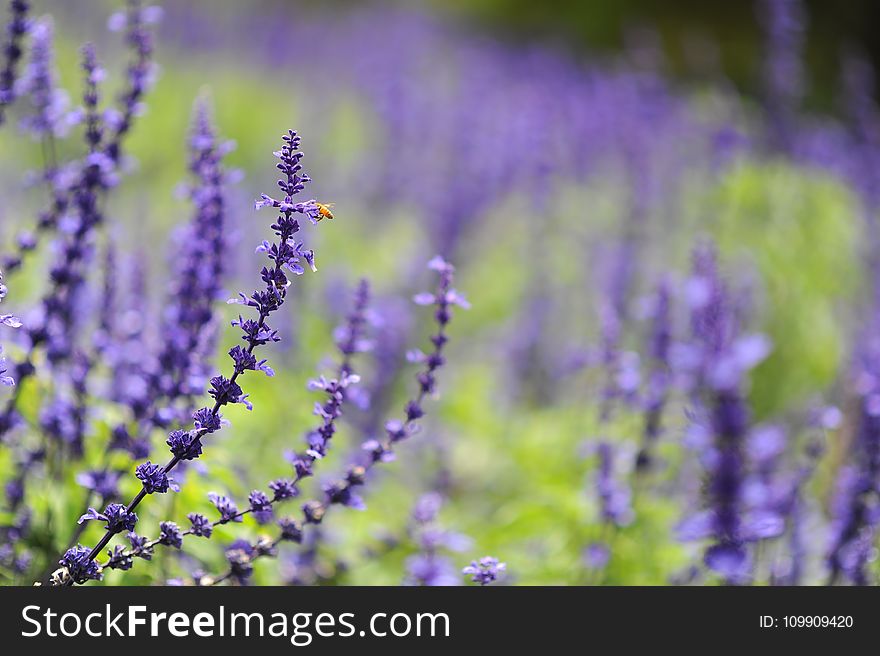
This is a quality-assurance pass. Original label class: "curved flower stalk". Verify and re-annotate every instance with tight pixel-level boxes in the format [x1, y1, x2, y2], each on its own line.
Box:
[96, 279, 372, 578]
[186, 256, 466, 585]
[0, 0, 29, 126]
[50, 128, 321, 586]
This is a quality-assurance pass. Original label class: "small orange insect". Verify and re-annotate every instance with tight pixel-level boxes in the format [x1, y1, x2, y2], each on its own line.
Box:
[316, 202, 335, 222]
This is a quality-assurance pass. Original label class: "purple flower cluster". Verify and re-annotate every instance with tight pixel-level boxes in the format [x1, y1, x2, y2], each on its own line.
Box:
[404, 493, 470, 586]
[0, 0, 29, 124]
[462, 557, 506, 586]
[676, 243, 779, 584]
[15, 16, 76, 139]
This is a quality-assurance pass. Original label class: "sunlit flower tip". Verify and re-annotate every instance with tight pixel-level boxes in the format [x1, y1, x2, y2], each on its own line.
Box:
[1, 314, 22, 328]
[187, 513, 213, 538]
[413, 292, 435, 306]
[135, 461, 176, 494]
[159, 521, 183, 549]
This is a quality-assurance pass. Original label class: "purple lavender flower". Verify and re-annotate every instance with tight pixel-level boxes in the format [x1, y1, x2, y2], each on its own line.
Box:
[462, 556, 506, 585]
[78, 503, 137, 534]
[277, 517, 304, 543]
[404, 492, 470, 586]
[269, 479, 298, 501]
[104, 0, 161, 162]
[158, 521, 183, 549]
[595, 442, 634, 527]
[135, 461, 177, 494]
[166, 429, 203, 460]
[583, 542, 611, 570]
[75, 470, 121, 499]
[758, 0, 806, 153]
[676, 243, 777, 584]
[826, 342, 880, 584]
[56, 545, 102, 584]
[14, 16, 76, 139]
[636, 279, 672, 471]
[187, 513, 213, 538]
[153, 97, 231, 414]
[0, 0, 29, 125]
[248, 490, 273, 525]
[208, 493, 242, 524]
[51, 128, 325, 585]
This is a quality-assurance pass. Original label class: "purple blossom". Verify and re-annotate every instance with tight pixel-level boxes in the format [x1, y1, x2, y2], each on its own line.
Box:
[187, 513, 213, 538]
[595, 442, 634, 527]
[462, 556, 506, 585]
[248, 490, 273, 524]
[208, 492, 242, 523]
[166, 429, 203, 460]
[57, 545, 102, 584]
[269, 479, 298, 501]
[0, 0, 30, 123]
[135, 461, 177, 494]
[78, 503, 137, 534]
[192, 407, 222, 433]
[158, 521, 183, 549]
[75, 470, 121, 499]
[277, 517, 303, 543]
[14, 16, 77, 138]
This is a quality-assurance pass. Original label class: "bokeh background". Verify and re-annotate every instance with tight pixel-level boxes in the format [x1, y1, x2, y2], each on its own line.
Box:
[1, 0, 878, 585]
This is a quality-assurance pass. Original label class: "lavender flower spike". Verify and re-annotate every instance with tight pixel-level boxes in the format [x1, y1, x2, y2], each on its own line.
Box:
[15, 16, 76, 139]
[0, 0, 29, 126]
[51, 129, 321, 585]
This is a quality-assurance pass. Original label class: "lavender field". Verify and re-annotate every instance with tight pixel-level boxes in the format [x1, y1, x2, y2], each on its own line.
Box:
[0, 0, 877, 587]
